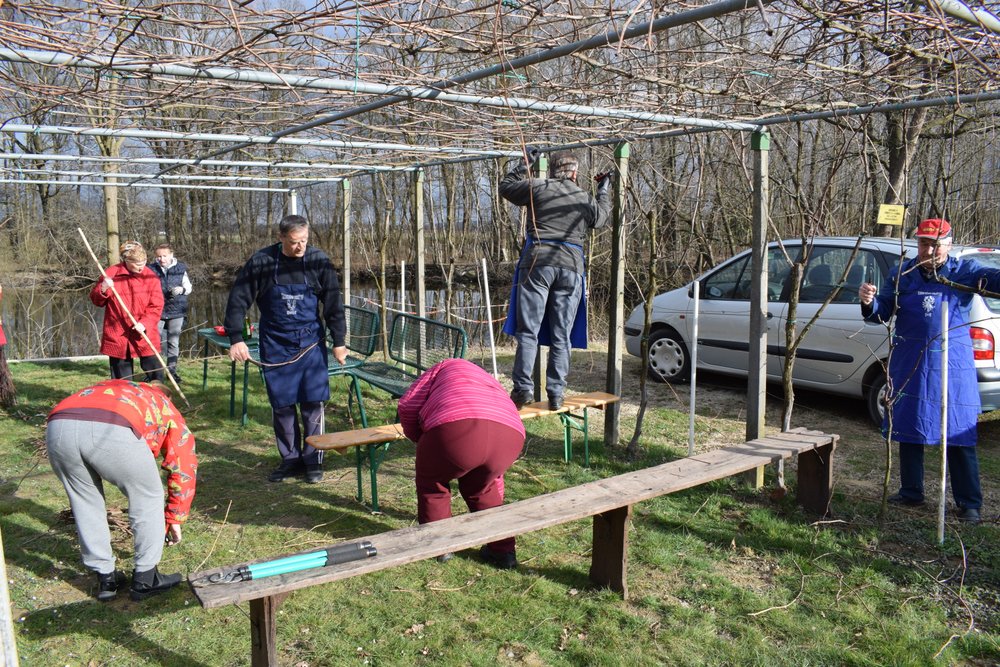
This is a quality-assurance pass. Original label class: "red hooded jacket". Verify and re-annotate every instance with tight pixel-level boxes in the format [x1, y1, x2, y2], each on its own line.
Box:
[90, 263, 164, 358]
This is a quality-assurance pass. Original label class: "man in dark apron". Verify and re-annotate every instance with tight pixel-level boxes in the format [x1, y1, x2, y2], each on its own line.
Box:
[225, 215, 348, 483]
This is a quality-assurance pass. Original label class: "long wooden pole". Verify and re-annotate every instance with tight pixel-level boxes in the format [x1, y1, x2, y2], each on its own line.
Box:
[0, 524, 20, 667]
[77, 228, 188, 404]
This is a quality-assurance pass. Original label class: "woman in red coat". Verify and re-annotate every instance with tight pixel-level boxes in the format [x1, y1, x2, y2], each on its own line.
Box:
[90, 241, 165, 382]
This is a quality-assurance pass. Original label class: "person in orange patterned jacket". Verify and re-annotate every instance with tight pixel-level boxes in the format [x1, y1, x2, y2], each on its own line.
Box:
[89, 241, 165, 382]
[46, 379, 197, 601]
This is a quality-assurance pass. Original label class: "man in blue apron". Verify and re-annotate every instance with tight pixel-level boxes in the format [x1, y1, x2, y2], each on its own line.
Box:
[225, 215, 347, 483]
[860, 218, 1000, 524]
[500, 149, 612, 410]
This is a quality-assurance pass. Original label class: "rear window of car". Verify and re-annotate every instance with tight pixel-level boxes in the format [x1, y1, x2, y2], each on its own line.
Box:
[964, 251, 1000, 312]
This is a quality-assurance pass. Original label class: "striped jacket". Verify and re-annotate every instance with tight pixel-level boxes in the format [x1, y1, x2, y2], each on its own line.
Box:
[397, 359, 525, 442]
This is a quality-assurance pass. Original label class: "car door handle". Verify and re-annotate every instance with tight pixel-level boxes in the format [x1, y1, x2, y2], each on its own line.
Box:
[766, 312, 774, 320]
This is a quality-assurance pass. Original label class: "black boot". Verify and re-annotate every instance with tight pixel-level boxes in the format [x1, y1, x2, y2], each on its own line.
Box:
[167, 356, 182, 384]
[96, 570, 127, 602]
[130, 566, 182, 601]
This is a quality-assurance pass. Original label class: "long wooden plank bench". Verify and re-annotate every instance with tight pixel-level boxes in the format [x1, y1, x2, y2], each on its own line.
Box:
[190, 427, 836, 667]
[306, 391, 620, 511]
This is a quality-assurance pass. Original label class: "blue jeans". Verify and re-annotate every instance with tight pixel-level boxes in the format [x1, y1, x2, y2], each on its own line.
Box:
[512, 265, 583, 398]
[158, 317, 184, 364]
[898, 442, 982, 509]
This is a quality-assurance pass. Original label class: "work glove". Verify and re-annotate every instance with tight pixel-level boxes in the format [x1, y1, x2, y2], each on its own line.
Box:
[101, 277, 115, 293]
[133, 322, 146, 334]
[595, 171, 613, 196]
[525, 145, 541, 167]
[170, 285, 184, 296]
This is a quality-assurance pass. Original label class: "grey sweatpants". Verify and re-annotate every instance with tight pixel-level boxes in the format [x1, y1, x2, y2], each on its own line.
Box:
[46, 419, 165, 574]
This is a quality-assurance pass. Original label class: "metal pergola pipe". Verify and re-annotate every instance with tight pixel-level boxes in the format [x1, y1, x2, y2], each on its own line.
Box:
[0, 152, 406, 173]
[0, 124, 516, 159]
[3, 167, 341, 184]
[0, 178, 291, 193]
[385, 89, 1000, 176]
[0, 48, 760, 133]
[915, 0, 1000, 34]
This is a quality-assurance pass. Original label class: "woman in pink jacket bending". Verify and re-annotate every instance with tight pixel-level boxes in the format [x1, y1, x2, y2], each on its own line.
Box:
[397, 358, 525, 569]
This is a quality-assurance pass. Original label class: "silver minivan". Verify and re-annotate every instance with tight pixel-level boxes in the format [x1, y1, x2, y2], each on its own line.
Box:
[624, 237, 1000, 424]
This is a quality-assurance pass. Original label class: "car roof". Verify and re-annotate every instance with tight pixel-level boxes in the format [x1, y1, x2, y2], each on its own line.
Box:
[953, 244, 1000, 256]
[766, 236, 918, 251]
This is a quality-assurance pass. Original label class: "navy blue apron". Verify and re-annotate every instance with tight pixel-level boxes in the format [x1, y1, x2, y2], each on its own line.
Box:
[258, 258, 330, 408]
[503, 236, 588, 348]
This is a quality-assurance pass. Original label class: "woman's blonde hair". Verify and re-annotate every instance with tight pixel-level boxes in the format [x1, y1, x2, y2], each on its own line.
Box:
[120, 241, 147, 264]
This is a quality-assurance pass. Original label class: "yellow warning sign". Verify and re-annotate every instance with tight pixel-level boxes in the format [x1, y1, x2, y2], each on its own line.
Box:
[877, 204, 905, 227]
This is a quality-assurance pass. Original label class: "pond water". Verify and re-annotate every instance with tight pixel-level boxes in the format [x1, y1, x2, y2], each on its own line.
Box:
[0, 283, 518, 360]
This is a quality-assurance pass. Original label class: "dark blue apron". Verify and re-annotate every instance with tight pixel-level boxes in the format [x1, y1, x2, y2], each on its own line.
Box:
[258, 259, 330, 408]
[503, 236, 588, 348]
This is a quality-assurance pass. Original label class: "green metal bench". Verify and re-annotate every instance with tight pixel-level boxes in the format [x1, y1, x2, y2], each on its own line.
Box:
[346, 312, 468, 428]
[328, 305, 380, 377]
[336, 313, 466, 512]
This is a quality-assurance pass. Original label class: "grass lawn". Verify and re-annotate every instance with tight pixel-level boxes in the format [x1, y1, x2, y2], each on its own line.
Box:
[2, 352, 999, 666]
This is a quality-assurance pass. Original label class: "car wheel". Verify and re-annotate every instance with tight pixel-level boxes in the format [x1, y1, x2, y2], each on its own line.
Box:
[865, 371, 887, 426]
[647, 329, 690, 383]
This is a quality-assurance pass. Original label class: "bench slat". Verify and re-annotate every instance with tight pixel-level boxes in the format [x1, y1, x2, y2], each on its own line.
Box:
[518, 391, 619, 420]
[191, 428, 836, 609]
[310, 424, 405, 452]
[307, 391, 621, 452]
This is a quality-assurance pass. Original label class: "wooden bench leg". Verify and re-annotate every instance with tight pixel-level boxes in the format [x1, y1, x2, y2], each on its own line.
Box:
[796, 442, 835, 516]
[589, 505, 631, 600]
[249, 593, 288, 667]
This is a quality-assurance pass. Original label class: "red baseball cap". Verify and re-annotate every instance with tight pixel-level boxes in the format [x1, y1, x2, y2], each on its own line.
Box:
[914, 218, 952, 239]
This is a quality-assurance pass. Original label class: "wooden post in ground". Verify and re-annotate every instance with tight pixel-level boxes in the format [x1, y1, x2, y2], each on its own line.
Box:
[341, 180, 352, 306]
[604, 142, 630, 448]
[413, 168, 426, 319]
[746, 130, 770, 488]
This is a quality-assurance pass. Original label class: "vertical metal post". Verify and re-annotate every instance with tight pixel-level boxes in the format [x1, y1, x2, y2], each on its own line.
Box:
[482, 257, 499, 377]
[341, 180, 352, 306]
[688, 279, 700, 456]
[604, 142, 630, 449]
[414, 168, 427, 319]
[287, 190, 298, 215]
[746, 130, 770, 486]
